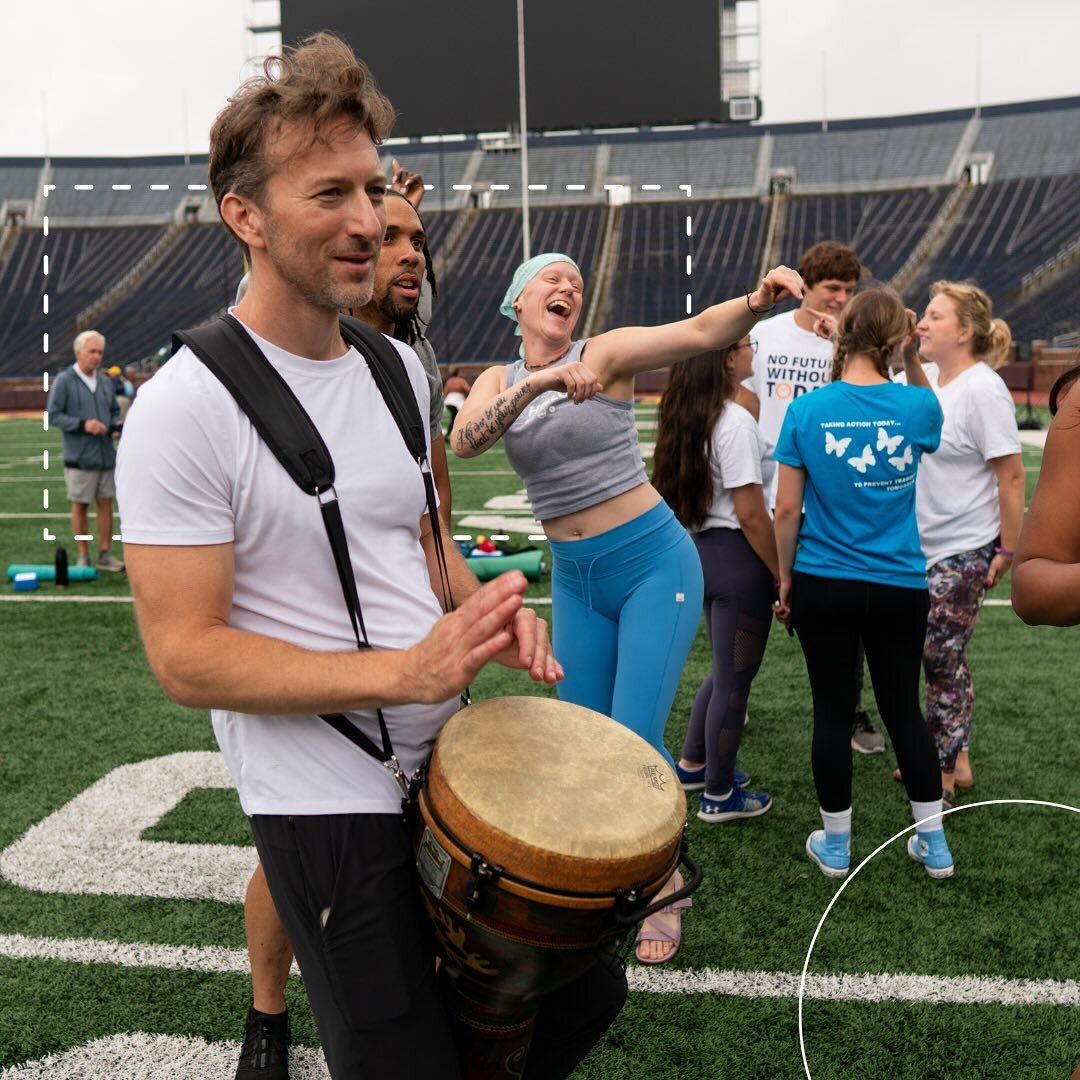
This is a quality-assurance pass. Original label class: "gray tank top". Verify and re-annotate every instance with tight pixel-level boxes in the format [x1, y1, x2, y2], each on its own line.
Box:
[502, 340, 647, 520]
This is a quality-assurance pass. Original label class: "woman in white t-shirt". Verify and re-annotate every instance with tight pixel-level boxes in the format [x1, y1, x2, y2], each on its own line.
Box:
[911, 280, 1026, 801]
[652, 338, 779, 822]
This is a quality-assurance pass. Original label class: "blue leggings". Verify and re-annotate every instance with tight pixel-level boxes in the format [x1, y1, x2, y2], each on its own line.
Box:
[549, 501, 704, 767]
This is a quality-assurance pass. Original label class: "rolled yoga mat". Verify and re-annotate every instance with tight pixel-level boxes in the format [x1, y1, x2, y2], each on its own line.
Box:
[6, 564, 99, 583]
[466, 548, 546, 582]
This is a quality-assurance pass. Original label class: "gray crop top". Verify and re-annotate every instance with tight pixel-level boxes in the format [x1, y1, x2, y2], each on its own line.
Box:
[502, 340, 648, 520]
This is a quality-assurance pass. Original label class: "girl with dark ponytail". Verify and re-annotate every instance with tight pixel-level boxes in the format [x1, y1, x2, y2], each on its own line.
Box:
[772, 288, 955, 881]
[653, 338, 778, 822]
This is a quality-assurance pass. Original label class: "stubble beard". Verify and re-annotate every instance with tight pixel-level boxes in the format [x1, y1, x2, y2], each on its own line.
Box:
[264, 218, 376, 311]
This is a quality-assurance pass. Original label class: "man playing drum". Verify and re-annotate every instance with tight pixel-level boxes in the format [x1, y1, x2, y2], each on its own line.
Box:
[117, 32, 627, 1080]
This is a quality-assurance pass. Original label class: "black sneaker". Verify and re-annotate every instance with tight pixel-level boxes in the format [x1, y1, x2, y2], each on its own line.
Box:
[851, 709, 885, 754]
[236, 1007, 290, 1080]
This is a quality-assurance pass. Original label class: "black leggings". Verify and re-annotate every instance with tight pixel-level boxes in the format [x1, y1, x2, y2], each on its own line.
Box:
[790, 570, 941, 812]
[681, 528, 774, 795]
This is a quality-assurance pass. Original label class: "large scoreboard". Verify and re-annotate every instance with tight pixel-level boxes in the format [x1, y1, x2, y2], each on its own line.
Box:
[279, 0, 756, 136]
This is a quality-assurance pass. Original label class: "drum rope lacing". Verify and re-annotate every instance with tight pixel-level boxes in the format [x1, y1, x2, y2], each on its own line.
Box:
[417, 782, 682, 916]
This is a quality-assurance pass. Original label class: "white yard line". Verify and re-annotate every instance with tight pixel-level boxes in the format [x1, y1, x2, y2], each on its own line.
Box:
[0, 933, 1076, 1008]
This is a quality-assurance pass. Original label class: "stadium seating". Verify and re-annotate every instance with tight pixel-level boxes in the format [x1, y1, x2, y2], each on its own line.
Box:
[600, 199, 766, 331]
[94, 224, 244, 366]
[910, 173, 1080, 300]
[0, 163, 44, 205]
[46, 161, 212, 221]
[780, 188, 952, 284]
[772, 121, 966, 187]
[0, 225, 168, 375]
[974, 100, 1080, 180]
[4, 97, 1080, 375]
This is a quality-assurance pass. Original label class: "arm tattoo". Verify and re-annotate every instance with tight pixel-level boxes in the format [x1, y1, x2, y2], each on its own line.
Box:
[455, 381, 535, 453]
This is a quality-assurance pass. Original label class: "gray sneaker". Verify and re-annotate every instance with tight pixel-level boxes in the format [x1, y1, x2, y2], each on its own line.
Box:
[96, 550, 125, 573]
[75, 554, 91, 569]
[851, 709, 885, 754]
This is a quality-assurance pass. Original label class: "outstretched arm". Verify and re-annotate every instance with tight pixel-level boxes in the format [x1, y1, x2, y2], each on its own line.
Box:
[1012, 384, 1080, 624]
[584, 266, 804, 383]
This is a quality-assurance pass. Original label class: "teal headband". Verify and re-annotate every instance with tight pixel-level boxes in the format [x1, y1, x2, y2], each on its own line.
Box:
[499, 253, 581, 356]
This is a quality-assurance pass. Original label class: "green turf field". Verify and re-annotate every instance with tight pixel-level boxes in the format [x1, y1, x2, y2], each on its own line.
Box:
[1, 412, 1078, 1079]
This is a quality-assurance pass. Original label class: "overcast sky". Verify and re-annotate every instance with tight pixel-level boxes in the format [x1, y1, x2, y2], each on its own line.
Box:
[2, 0, 1078, 158]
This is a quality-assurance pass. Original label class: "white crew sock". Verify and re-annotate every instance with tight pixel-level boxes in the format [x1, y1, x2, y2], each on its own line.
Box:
[911, 799, 945, 833]
[709, 788, 733, 802]
[820, 807, 852, 836]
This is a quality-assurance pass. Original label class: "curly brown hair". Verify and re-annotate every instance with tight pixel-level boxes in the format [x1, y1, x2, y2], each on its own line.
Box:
[798, 241, 862, 290]
[208, 32, 396, 258]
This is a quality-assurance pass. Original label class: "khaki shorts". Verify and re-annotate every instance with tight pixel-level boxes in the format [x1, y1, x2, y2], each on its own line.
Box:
[64, 467, 116, 504]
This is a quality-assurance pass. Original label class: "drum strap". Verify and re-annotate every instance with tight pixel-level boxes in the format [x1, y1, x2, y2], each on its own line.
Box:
[173, 313, 464, 804]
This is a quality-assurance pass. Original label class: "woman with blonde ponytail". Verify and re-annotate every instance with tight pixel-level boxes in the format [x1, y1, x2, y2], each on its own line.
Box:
[909, 281, 1025, 801]
[772, 288, 955, 880]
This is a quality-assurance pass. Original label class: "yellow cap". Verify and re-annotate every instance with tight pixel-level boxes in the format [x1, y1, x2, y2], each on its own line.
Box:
[107, 366, 121, 376]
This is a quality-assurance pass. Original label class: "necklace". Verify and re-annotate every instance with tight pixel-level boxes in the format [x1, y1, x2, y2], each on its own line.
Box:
[523, 344, 572, 372]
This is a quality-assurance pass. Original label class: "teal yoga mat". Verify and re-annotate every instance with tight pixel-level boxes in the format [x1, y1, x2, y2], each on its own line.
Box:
[6, 564, 100, 583]
[466, 548, 545, 582]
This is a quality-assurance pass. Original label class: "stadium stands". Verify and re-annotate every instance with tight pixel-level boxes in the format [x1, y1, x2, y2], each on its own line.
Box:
[909, 173, 1080, 300]
[0, 162, 44, 205]
[599, 198, 767, 331]
[46, 160, 212, 222]
[606, 131, 761, 195]
[974, 98, 1080, 180]
[92, 224, 243, 366]
[780, 187, 952, 284]
[3, 96, 1079, 376]
[771, 120, 966, 187]
[0, 226, 168, 375]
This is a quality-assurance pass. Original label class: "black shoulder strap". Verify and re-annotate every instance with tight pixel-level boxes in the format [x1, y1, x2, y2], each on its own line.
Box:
[173, 314, 334, 494]
[338, 314, 427, 460]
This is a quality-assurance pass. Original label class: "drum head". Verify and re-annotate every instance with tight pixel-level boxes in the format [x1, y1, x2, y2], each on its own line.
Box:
[427, 697, 685, 893]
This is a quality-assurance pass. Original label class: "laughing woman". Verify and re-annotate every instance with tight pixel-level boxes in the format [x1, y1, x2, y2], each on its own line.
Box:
[452, 253, 802, 963]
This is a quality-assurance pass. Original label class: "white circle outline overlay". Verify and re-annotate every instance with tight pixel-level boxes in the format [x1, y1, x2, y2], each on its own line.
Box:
[797, 798, 1080, 1079]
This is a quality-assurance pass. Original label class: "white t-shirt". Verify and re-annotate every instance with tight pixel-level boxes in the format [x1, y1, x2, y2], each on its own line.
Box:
[117, 321, 456, 816]
[743, 310, 833, 506]
[698, 403, 775, 532]
[915, 362, 1021, 567]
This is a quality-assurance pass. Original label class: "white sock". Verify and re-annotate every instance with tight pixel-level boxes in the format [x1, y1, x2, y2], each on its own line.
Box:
[820, 807, 852, 836]
[709, 788, 733, 801]
[911, 799, 944, 832]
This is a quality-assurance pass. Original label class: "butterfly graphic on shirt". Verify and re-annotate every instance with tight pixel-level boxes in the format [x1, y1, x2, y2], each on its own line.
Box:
[825, 432, 852, 457]
[888, 444, 914, 472]
[848, 444, 876, 474]
[876, 428, 903, 455]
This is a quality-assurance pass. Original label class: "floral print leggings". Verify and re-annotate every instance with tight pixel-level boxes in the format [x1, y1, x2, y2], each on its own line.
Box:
[923, 541, 996, 771]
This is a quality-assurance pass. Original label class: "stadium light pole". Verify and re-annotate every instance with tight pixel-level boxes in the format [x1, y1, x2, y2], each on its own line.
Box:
[517, 0, 532, 261]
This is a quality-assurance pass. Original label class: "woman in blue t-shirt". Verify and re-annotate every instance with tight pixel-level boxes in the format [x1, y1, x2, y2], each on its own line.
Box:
[773, 288, 954, 880]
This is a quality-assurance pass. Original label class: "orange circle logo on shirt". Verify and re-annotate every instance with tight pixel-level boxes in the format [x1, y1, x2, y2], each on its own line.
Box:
[774, 382, 793, 400]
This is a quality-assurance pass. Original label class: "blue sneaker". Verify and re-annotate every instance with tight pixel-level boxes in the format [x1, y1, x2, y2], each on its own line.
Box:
[675, 763, 750, 792]
[697, 787, 772, 822]
[806, 830, 851, 878]
[907, 829, 954, 879]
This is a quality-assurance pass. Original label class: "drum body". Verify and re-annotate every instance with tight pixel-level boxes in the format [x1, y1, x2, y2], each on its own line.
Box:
[414, 697, 687, 1078]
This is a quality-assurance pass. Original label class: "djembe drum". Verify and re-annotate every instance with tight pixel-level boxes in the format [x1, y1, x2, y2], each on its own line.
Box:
[413, 697, 700, 1078]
